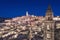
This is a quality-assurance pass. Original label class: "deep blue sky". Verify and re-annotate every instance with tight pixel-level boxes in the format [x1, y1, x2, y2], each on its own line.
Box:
[0, 0, 60, 18]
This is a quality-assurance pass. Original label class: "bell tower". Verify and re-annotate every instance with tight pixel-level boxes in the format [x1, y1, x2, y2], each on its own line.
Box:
[43, 5, 55, 40]
[45, 5, 54, 20]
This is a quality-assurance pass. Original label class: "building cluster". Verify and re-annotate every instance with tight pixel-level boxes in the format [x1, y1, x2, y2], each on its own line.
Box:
[0, 6, 60, 40]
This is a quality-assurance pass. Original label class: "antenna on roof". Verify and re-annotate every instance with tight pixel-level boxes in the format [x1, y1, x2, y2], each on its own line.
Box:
[26, 11, 29, 16]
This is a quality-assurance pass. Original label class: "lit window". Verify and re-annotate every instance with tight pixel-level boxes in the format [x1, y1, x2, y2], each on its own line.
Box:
[47, 25, 50, 30]
[47, 34, 51, 38]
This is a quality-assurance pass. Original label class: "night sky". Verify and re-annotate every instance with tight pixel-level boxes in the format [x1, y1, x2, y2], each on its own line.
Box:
[0, 0, 60, 18]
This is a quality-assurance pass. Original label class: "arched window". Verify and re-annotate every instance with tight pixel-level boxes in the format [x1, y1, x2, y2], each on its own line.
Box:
[47, 25, 50, 30]
[47, 33, 51, 38]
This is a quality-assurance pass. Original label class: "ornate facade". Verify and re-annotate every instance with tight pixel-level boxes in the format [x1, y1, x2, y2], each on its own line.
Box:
[0, 5, 60, 40]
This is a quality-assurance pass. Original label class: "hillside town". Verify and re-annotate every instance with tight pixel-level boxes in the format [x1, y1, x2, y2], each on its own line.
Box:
[0, 6, 60, 40]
